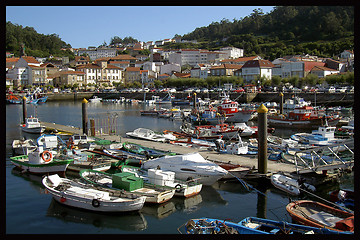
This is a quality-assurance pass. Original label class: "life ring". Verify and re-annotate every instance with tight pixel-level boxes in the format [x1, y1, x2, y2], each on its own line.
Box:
[175, 184, 182, 193]
[41, 151, 53, 163]
[92, 199, 100, 208]
[194, 128, 201, 137]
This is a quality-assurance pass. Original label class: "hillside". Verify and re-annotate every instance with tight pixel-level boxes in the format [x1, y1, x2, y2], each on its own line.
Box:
[166, 6, 354, 60]
[6, 21, 74, 58]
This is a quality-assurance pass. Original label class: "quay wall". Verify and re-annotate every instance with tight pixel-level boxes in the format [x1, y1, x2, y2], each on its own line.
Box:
[43, 92, 354, 106]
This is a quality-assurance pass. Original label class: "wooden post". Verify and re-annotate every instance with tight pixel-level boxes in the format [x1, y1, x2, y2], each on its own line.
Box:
[193, 92, 197, 110]
[257, 104, 268, 174]
[90, 119, 95, 136]
[22, 96, 27, 124]
[279, 92, 284, 114]
[82, 98, 88, 135]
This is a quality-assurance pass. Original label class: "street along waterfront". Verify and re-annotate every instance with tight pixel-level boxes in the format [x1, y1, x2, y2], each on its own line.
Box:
[6, 101, 353, 234]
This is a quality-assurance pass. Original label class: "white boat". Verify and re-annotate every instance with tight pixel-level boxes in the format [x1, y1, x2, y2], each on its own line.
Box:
[126, 128, 176, 142]
[121, 166, 203, 198]
[234, 122, 256, 137]
[20, 117, 45, 134]
[225, 136, 249, 155]
[283, 96, 311, 110]
[291, 125, 346, 147]
[271, 173, 316, 196]
[88, 95, 102, 103]
[42, 174, 146, 212]
[11, 138, 37, 155]
[10, 148, 73, 174]
[142, 152, 228, 186]
[80, 169, 175, 204]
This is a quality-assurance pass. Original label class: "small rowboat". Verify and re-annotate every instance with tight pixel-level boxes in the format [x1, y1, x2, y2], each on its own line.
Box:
[286, 200, 354, 232]
[42, 174, 146, 212]
[80, 169, 175, 204]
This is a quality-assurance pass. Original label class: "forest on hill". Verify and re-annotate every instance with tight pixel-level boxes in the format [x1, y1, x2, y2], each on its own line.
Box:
[6, 21, 75, 59]
[166, 6, 354, 60]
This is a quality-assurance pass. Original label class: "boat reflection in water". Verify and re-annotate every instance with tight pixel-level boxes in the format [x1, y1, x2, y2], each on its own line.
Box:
[46, 199, 148, 231]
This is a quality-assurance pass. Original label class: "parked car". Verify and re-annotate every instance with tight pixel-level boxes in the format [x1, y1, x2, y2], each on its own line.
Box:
[327, 86, 336, 93]
[232, 88, 245, 93]
[347, 86, 354, 93]
[336, 86, 347, 93]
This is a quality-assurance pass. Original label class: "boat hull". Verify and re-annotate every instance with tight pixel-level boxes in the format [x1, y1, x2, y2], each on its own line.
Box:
[42, 176, 146, 212]
[20, 126, 45, 134]
[10, 155, 72, 174]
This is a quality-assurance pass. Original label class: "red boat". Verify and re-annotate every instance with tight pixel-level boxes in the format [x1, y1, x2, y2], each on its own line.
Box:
[217, 94, 256, 123]
[286, 200, 354, 232]
[268, 106, 340, 129]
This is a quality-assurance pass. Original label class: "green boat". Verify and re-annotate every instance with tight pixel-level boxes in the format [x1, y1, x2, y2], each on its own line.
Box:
[10, 151, 74, 174]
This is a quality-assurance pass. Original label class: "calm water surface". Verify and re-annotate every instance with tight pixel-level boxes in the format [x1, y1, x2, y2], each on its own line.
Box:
[6, 101, 353, 234]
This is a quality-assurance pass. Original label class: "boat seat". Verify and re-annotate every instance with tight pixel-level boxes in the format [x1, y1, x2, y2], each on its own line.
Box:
[308, 211, 343, 227]
[48, 174, 62, 187]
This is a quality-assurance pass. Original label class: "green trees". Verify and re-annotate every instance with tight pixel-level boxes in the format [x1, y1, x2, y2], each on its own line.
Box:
[6, 21, 74, 58]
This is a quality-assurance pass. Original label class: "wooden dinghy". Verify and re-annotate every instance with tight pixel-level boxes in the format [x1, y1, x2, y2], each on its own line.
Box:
[286, 200, 354, 232]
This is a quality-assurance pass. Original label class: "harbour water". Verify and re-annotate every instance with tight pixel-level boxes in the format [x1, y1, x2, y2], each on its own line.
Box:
[6, 101, 353, 234]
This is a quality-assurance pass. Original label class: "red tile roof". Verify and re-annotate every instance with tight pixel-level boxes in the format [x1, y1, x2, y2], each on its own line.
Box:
[6, 57, 19, 63]
[126, 67, 141, 72]
[22, 56, 39, 64]
[242, 60, 275, 68]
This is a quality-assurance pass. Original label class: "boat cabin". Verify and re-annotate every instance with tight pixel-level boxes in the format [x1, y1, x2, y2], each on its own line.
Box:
[312, 126, 336, 139]
[71, 134, 89, 145]
[25, 117, 41, 128]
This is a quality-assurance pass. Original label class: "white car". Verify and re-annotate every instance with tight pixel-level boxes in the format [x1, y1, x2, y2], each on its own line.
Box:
[327, 86, 336, 93]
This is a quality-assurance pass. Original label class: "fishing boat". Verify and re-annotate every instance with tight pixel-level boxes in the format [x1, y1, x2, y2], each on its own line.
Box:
[329, 189, 354, 211]
[79, 169, 175, 204]
[170, 137, 216, 149]
[270, 173, 316, 196]
[189, 107, 227, 125]
[11, 138, 37, 155]
[179, 217, 352, 234]
[286, 200, 354, 232]
[42, 174, 146, 212]
[142, 152, 228, 186]
[20, 117, 45, 134]
[121, 165, 203, 198]
[126, 128, 176, 142]
[233, 122, 256, 137]
[283, 96, 311, 110]
[10, 148, 73, 174]
[140, 106, 166, 116]
[217, 92, 256, 123]
[268, 106, 340, 129]
[154, 93, 174, 104]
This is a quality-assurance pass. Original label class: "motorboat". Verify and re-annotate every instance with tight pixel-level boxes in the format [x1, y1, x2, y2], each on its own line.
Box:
[283, 96, 311, 110]
[20, 117, 45, 134]
[121, 165, 203, 198]
[126, 128, 176, 142]
[270, 173, 316, 196]
[79, 169, 175, 204]
[142, 152, 228, 186]
[42, 174, 146, 212]
[286, 200, 354, 232]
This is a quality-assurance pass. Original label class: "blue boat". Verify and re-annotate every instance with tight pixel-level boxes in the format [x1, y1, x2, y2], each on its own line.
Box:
[179, 217, 352, 234]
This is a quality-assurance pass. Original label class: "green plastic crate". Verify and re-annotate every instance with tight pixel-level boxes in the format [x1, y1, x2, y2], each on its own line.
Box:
[112, 172, 143, 191]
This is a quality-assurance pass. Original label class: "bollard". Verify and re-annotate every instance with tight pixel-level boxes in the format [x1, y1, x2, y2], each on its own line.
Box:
[82, 98, 88, 135]
[257, 104, 268, 174]
[22, 96, 27, 124]
[279, 92, 284, 114]
[90, 119, 95, 136]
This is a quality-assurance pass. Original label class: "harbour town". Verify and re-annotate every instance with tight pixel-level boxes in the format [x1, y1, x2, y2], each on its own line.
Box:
[6, 6, 354, 235]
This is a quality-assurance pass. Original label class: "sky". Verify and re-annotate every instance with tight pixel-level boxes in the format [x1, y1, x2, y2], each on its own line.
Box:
[6, 6, 275, 49]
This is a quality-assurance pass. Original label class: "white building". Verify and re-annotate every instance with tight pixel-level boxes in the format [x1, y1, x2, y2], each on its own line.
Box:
[160, 63, 181, 75]
[77, 47, 117, 60]
[241, 60, 274, 82]
[190, 64, 210, 79]
[219, 47, 244, 59]
[168, 49, 224, 67]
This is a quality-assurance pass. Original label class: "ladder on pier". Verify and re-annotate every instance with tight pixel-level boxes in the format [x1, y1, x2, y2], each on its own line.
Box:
[293, 140, 354, 174]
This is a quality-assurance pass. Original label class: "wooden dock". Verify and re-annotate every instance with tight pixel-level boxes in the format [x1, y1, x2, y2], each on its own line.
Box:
[40, 121, 300, 174]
